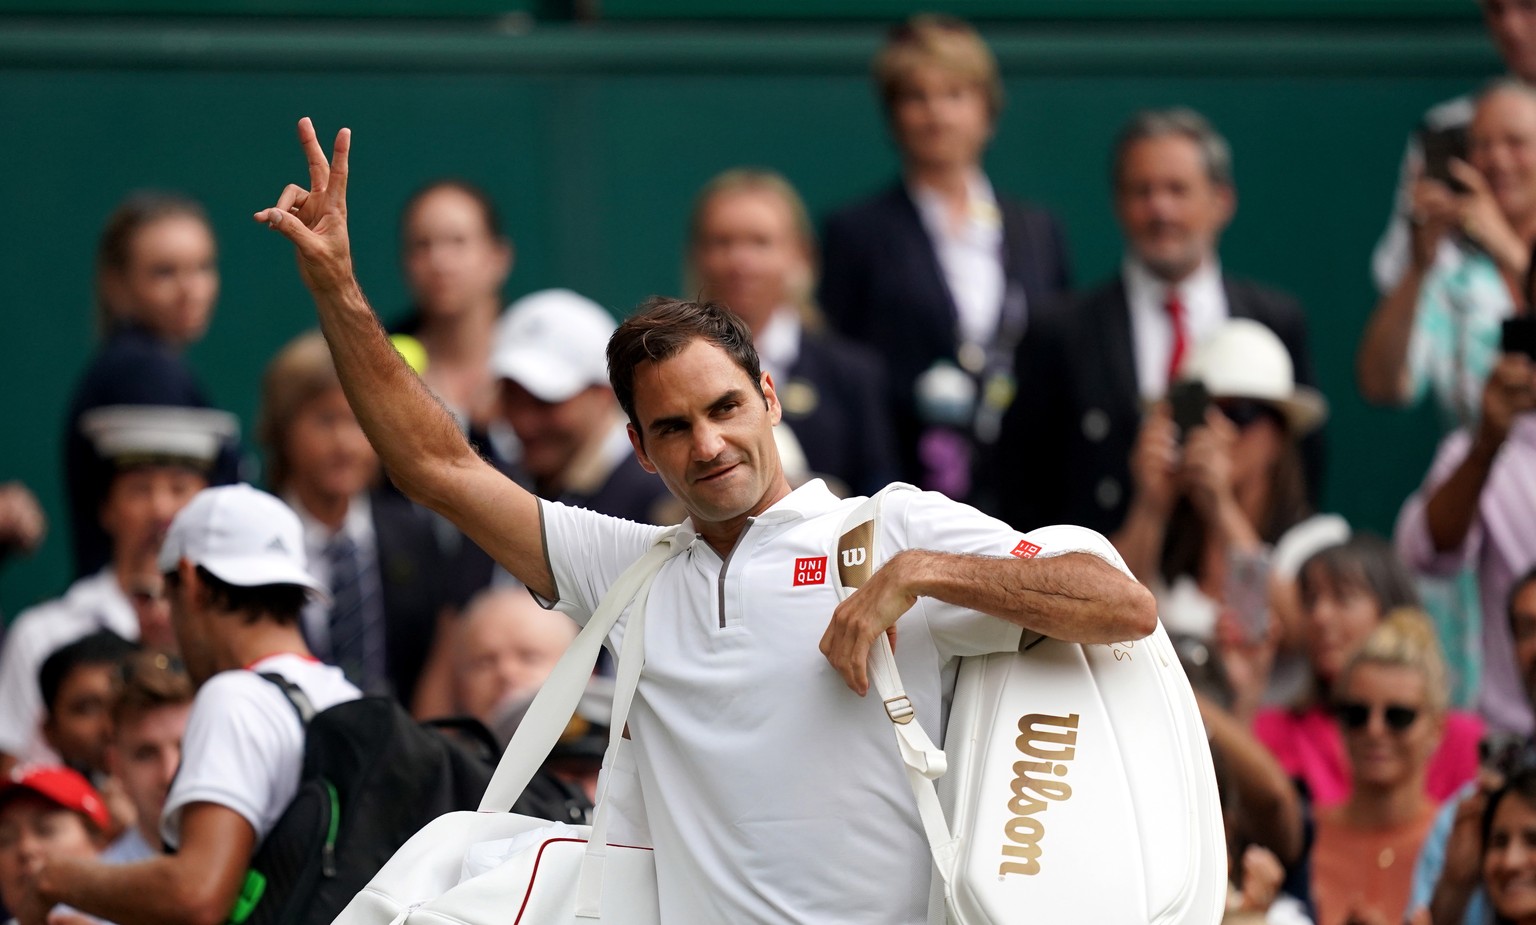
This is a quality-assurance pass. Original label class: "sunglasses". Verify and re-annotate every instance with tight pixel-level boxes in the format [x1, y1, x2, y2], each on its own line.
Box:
[1334, 701, 1421, 732]
[1215, 399, 1281, 430]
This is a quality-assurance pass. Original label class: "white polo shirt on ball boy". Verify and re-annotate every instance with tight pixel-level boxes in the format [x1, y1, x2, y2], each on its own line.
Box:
[539, 478, 1105, 924]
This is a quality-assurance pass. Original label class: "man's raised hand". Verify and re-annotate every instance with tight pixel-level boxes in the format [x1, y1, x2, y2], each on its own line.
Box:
[253, 117, 355, 294]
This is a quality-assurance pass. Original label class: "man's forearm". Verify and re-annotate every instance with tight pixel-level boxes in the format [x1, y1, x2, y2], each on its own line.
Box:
[1424, 436, 1498, 554]
[894, 548, 1157, 643]
[38, 856, 231, 925]
[1357, 272, 1423, 405]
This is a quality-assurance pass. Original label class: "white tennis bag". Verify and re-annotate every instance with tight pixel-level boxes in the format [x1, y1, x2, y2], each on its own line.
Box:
[331, 530, 687, 925]
[834, 487, 1227, 925]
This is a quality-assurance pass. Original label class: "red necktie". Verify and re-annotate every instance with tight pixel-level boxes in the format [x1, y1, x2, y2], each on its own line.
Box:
[1165, 289, 1187, 385]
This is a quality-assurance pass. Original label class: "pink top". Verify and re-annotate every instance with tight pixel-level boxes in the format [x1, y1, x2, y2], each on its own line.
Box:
[1252, 704, 1483, 807]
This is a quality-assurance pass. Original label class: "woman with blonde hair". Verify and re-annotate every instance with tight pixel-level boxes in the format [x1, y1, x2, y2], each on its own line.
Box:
[1310, 610, 1451, 925]
[688, 168, 897, 496]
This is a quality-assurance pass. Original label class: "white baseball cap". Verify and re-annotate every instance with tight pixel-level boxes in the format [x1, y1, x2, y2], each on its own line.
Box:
[80, 405, 238, 470]
[490, 289, 616, 403]
[1178, 318, 1328, 436]
[157, 484, 328, 600]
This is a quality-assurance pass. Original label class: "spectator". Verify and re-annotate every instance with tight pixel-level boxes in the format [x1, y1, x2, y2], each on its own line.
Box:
[1479, 767, 1536, 925]
[1407, 566, 1536, 925]
[819, 13, 1071, 501]
[1359, 80, 1536, 425]
[1311, 611, 1449, 925]
[449, 585, 576, 727]
[1396, 346, 1536, 735]
[1254, 536, 1483, 808]
[0, 768, 110, 925]
[37, 632, 136, 781]
[62, 193, 240, 579]
[0, 405, 230, 774]
[688, 169, 898, 497]
[490, 289, 672, 525]
[996, 108, 1321, 535]
[391, 179, 513, 437]
[1110, 319, 1325, 647]
[23, 484, 359, 925]
[100, 651, 192, 864]
[1370, 0, 1536, 302]
[258, 330, 460, 704]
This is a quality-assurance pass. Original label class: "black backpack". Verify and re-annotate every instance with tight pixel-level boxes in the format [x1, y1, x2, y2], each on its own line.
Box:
[229, 675, 589, 925]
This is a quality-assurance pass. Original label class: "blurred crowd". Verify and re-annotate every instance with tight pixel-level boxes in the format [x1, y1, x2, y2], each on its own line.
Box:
[5, 7, 1536, 925]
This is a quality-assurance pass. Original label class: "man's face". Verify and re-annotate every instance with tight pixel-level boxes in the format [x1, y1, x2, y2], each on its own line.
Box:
[0, 796, 100, 913]
[626, 339, 785, 529]
[499, 381, 612, 485]
[401, 187, 512, 319]
[1115, 134, 1235, 283]
[1510, 580, 1536, 706]
[168, 566, 215, 688]
[1485, 0, 1536, 83]
[1470, 88, 1536, 227]
[889, 63, 993, 172]
[108, 702, 189, 840]
[100, 466, 206, 573]
[43, 663, 118, 774]
[284, 385, 379, 503]
[693, 188, 812, 331]
[109, 215, 219, 347]
[452, 590, 577, 724]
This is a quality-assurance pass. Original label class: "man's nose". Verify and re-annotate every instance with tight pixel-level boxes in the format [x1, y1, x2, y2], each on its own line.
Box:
[692, 421, 727, 461]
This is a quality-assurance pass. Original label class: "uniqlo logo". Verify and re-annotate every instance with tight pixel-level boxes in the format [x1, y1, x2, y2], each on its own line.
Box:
[1010, 540, 1042, 559]
[793, 556, 828, 587]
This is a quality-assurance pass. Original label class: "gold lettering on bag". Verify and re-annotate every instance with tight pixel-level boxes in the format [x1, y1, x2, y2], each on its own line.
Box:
[998, 713, 1078, 877]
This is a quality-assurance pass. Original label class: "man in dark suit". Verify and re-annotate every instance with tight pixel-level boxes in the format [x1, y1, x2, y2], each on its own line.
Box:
[994, 108, 1322, 535]
[819, 14, 1071, 501]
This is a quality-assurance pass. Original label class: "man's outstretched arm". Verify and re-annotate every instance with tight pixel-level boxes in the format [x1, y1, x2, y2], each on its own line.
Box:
[819, 548, 1157, 695]
[255, 118, 554, 600]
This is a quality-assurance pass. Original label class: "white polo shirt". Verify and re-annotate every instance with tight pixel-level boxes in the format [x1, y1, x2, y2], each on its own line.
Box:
[541, 480, 1091, 923]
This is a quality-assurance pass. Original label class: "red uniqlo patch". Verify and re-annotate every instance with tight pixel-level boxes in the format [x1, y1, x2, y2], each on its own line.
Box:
[793, 556, 828, 586]
[1011, 540, 1042, 559]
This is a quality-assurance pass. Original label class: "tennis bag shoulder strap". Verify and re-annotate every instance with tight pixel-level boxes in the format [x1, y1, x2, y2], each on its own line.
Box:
[833, 486, 1226, 925]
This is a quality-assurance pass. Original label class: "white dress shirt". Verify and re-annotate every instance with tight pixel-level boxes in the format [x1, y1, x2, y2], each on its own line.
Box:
[1124, 257, 1230, 401]
[910, 171, 1006, 352]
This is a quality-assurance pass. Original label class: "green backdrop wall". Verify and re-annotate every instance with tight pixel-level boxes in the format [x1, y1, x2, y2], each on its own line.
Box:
[0, 12, 1500, 617]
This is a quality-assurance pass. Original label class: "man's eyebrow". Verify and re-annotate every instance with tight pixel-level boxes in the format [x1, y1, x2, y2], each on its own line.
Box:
[708, 389, 748, 413]
[644, 389, 747, 435]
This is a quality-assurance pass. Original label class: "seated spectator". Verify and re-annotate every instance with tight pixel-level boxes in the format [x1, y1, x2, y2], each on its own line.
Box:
[1255, 538, 1483, 808]
[24, 484, 359, 925]
[391, 179, 513, 437]
[37, 632, 136, 782]
[1311, 611, 1449, 925]
[1111, 319, 1326, 647]
[259, 330, 464, 704]
[449, 586, 576, 727]
[100, 651, 192, 864]
[819, 14, 1071, 500]
[1480, 767, 1536, 925]
[997, 108, 1322, 536]
[63, 193, 240, 579]
[1396, 345, 1536, 735]
[1360, 80, 1536, 428]
[491, 289, 672, 525]
[688, 169, 898, 497]
[0, 405, 229, 774]
[0, 768, 111, 925]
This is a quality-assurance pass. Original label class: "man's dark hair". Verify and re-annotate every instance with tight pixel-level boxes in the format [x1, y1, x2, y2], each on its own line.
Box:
[1111, 107, 1234, 191]
[1296, 533, 1420, 615]
[165, 565, 308, 627]
[400, 178, 506, 242]
[606, 297, 765, 437]
[38, 630, 137, 714]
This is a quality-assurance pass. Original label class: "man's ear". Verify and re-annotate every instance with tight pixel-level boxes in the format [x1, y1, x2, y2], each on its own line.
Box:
[627, 423, 657, 475]
[761, 371, 782, 426]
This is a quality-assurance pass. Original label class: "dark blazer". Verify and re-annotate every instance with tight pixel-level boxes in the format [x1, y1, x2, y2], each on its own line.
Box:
[371, 489, 457, 705]
[818, 183, 1072, 489]
[779, 329, 899, 498]
[993, 275, 1324, 536]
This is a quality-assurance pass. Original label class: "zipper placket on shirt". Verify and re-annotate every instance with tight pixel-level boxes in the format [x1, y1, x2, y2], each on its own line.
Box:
[716, 516, 757, 629]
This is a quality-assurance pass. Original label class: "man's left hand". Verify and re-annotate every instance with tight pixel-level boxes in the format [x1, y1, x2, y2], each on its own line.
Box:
[819, 552, 921, 695]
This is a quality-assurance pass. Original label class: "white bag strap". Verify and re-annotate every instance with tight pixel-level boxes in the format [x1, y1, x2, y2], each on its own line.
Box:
[478, 525, 685, 812]
[833, 486, 957, 885]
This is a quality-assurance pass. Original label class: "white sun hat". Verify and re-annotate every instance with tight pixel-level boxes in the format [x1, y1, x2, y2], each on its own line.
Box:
[1177, 318, 1328, 436]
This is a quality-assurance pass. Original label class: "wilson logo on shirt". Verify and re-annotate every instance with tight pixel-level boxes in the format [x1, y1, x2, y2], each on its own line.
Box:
[793, 556, 827, 587]
[1011, 540, 1042, 559]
